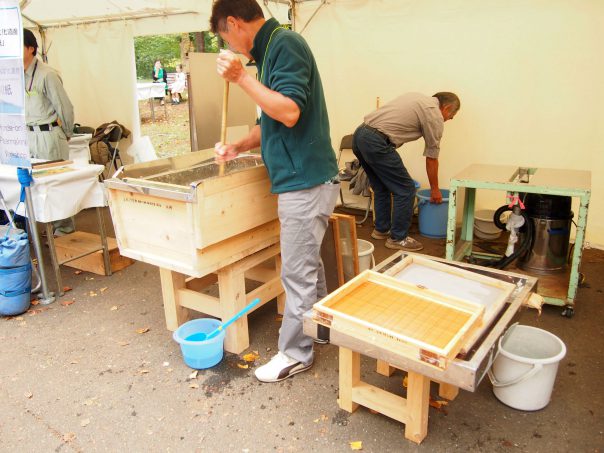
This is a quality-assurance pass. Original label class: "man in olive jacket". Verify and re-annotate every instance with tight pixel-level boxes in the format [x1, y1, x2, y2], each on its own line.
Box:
[210, 0, 339, 383]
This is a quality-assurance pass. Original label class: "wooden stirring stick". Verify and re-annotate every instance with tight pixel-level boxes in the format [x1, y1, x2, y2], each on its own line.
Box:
[219, 80, 230, 177]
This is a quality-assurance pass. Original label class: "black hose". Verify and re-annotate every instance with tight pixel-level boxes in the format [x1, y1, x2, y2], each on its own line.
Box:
[493, 205, 512, 230]
[493, 210, 533, 269]
[479, 206, 534, 270]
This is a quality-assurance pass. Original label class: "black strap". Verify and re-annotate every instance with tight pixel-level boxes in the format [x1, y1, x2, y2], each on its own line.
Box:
[28, 121, 60, 132]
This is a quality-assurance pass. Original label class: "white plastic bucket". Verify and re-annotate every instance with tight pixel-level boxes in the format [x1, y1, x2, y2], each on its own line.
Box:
[342, 239, 375, 281]
[488, 324, 566, 411]
[474, 209, 502, 240]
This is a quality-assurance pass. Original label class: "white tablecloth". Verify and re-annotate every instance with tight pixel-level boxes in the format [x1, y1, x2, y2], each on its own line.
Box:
[136, 82, 166, 101]
[0, 163, 105, 222]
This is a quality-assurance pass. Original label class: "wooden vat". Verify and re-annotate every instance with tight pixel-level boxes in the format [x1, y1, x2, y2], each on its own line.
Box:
[313, 270, 485, 369]
[104, 151, 279, 277]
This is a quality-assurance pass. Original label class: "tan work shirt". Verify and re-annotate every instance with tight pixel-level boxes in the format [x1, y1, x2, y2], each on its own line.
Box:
[24, 58, 74, 160]
[364, 92, 443, 158]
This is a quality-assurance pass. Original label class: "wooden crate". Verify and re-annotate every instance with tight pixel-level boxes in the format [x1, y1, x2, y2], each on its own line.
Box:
[53, 231, 134, 275]
[313, 270, 484, 369]
[384, 253, 516, 354]
[104, 154, 279, 277]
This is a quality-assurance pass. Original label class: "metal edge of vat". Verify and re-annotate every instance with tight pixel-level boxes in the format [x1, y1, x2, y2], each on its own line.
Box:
[102, 154, 265, 203]
[103, 177, 197, 202]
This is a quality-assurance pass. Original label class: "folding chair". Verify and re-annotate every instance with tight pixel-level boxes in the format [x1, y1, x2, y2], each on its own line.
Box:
[337, 134, 371, 225]
[107, 125, 124, 172]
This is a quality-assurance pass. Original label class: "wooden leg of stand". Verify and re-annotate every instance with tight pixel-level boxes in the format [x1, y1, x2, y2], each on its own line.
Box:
[438, 383, 459, 401]
[404, 371, 430, 444]
[159, 268, 189, 330]
[275, 253, 285, 315]
[376, 359, 395, 376]
[218, 264, 248, 353]
[338, 347, 360, 413]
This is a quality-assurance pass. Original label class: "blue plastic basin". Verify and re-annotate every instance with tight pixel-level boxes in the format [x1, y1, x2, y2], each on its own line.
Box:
[173, 318, 225, 369]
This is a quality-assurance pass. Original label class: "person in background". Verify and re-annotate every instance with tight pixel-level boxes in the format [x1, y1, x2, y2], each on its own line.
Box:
[352, 92, 460, 251]
[170, 64, 186, 105]
[23, 28, 75, 236]
[152, 59, 168, 106]
[210, 0, 340, 383]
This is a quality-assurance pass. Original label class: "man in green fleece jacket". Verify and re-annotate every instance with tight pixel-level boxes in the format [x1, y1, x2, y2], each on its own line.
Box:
[210, 0, 339, 383]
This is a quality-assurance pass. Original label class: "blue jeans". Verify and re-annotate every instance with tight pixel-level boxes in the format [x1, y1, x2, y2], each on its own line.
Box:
[352, 124, 417, 241]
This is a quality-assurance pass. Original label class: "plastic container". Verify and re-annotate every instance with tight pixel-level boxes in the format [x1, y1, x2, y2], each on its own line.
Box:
[343, 239, 375, 281]
[173, 318, 226, 369]
[474, 209, 502, 240]
[488, 324, 566, 411]
[0, 233, 31, 317]
[416, 189, 450, 238]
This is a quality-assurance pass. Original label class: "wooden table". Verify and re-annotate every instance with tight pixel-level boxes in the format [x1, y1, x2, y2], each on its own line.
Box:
[304, 252, 537, 444]
[160, 242, 284, 354]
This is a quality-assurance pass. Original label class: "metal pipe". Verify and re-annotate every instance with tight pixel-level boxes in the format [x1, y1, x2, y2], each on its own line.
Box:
[24, 186, 55, 304]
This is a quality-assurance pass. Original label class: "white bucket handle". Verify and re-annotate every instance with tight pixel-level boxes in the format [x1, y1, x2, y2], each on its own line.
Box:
[480, 322, 518, 385]
[486, 322, 544, 388]
[488, 362, 543, 388]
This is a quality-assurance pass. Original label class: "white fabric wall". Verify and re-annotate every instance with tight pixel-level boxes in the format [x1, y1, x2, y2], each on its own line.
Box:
[296, 0, 604, 247]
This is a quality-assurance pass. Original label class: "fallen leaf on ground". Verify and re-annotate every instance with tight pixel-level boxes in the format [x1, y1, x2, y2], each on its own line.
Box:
[60, 300, 75, 307]
[27, 309, 43, 316]
[237, 363, 249, 369]
[110, 306, 118, 311]
[63, 432, 76, 442]
[429, 397, 449, 414]
[30, 299, 39, 306]
[138, 369, 150, 375]
[63, 286, 72, 293]
[74, 270, 83, 275]
[136, 327, 150, 334]
[349, 441, 363, 450]
[100, 287, 108, 293]
[429, 399, 449, 409]
[187, 370, 198, 381]
[80, 418, 90, 427]
[25, 392, 33, 399]
[189, 382, 199, 389]
[242, 352, 260, 362]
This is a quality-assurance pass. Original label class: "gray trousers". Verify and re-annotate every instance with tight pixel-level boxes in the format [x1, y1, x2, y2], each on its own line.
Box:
[277, 182, 340, 365]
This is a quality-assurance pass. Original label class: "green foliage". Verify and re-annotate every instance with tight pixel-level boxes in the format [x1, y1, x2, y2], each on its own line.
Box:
[134, 34, 182, 80]
[202, 32, 224, 53]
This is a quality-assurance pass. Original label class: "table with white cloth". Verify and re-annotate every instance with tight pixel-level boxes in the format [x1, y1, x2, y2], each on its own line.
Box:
[136, 82, 168, 121]
[0, 162, 110, 296]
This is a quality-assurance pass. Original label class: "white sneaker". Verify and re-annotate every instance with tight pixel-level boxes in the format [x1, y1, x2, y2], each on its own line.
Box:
[254, 352, 312, 383]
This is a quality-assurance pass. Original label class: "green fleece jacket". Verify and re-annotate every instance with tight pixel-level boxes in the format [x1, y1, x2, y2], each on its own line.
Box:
[250, 18, 338, 194]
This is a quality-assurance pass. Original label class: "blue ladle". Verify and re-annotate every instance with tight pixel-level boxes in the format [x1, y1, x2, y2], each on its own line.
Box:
[198, 298, 261, 341]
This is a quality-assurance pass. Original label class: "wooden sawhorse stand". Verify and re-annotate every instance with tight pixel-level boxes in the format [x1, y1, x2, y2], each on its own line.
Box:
[159, 243, 285, 354]
[339, 351, 459, 444]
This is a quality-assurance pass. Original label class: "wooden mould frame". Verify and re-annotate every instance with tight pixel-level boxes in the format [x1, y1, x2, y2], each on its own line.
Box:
[384, 253, 517, 354]
[313, 270, 485, 369]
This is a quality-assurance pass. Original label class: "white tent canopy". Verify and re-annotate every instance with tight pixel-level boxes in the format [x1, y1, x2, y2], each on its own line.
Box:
[18, 0, 604, 246]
